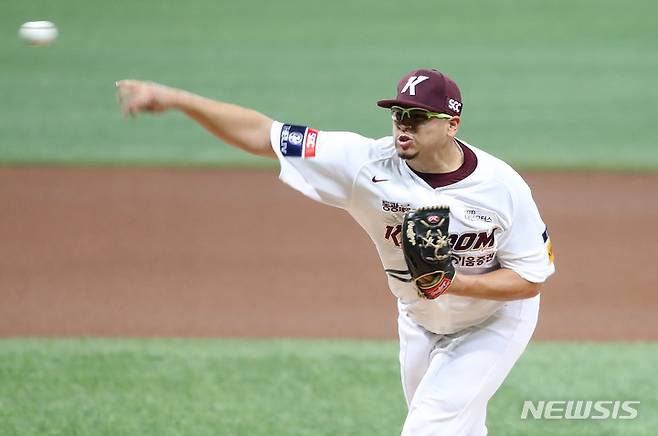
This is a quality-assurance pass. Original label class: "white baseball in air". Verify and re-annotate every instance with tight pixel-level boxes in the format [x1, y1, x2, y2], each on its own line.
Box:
[19, 21, 58, 46]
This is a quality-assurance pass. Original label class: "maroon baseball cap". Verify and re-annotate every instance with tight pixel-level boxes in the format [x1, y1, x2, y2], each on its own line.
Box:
[377, 68, 463, 116]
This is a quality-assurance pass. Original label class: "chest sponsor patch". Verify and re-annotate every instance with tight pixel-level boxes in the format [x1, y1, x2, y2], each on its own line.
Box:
[464, 209, 495, 223]
[279, 124, 318, 158]
[381, 200, 411, 213]
[385, 225, 497, 251]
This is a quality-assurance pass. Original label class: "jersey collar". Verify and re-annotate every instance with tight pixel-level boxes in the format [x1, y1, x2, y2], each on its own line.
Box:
[402, 139, 478, 189]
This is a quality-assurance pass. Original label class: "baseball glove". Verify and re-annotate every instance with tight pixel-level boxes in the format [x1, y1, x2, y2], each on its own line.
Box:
[401, 206, 455, 299]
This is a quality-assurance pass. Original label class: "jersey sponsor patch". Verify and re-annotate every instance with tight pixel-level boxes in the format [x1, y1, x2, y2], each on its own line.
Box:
[448, 229, 497, 252]
[384, 224, 499, 268]
[464, 209, 494, 223]
[543, 228, 555, 264]
[385, 225, 497, 252]
[279, 124, 318, 158]
[381, 200, 411, 213]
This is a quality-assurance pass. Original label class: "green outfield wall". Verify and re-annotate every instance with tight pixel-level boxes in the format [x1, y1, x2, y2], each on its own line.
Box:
[2, 0, 656, 169]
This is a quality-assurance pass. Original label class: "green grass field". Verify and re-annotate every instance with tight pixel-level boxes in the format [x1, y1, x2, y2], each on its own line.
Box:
[2, 0, 657, 169]
[1, 339, 656, 436]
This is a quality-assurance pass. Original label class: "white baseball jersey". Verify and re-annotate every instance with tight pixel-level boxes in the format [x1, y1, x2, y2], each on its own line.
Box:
[270, 121, 555, 335]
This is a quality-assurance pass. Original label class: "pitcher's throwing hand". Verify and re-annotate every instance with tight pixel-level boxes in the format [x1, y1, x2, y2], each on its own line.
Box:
[116, 80, 180, 116]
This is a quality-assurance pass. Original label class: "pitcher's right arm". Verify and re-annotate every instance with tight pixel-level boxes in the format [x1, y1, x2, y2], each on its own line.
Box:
[116, 80, 275, 159]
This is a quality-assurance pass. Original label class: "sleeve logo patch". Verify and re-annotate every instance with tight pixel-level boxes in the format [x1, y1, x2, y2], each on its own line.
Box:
[288, 131, 304, 146]
[543, 228, 555, 263]
[546, 238, 555, 264]
[304, 128, 318, 158]
[280, 124, 318, 158]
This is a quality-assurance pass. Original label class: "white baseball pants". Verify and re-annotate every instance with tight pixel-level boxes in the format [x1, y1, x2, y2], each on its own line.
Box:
[398, 295, 540, 436]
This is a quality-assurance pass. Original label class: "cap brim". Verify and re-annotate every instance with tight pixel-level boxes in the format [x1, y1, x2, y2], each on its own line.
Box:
[376, 98, 439, 112]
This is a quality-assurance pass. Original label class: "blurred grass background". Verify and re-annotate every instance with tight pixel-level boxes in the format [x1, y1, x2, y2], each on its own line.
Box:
[1, 0, 657, 169]
[1, 339, 656, 436]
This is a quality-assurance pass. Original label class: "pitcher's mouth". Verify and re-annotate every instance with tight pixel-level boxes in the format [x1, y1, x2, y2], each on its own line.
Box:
[397, 133, 414, 149]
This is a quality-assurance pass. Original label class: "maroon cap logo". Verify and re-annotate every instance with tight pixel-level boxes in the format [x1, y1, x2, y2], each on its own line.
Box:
[400, 75, 430, 96]
[377, 68, 463, 116]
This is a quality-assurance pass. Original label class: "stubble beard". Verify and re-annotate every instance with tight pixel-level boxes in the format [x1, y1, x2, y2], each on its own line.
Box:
[397, 149, 419, 161]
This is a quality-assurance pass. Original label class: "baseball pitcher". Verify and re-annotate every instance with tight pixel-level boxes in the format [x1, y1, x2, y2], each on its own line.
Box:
[116, 68, 555, 435]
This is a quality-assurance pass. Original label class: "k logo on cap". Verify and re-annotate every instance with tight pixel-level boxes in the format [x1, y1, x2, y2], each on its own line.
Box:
[400, 76, 430, 96]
